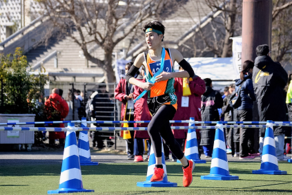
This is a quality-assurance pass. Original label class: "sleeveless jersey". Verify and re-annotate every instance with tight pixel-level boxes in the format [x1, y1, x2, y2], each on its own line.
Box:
[144, 48, 177, 115]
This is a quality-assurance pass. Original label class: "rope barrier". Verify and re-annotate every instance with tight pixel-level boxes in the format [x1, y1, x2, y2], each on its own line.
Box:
[0, 125, 269, 132]
[2, 120, 292, 126]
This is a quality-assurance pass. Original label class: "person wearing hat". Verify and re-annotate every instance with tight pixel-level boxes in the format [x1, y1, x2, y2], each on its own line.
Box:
[253, 44, 290, 161]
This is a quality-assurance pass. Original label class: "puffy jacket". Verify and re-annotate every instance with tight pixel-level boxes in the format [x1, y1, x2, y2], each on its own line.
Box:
[172, 76, 205, 139]
[234, 74, 256, 110]
[45, 93, 69, 139]
[253, 55, 288, 136]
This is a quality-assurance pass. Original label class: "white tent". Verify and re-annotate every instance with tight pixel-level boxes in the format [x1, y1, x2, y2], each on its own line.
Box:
[175, 57, 239, 91]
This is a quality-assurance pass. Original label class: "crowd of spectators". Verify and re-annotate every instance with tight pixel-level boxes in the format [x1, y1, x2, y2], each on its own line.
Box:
[114, 44, 291, 162]
[40, 44, 291, 162]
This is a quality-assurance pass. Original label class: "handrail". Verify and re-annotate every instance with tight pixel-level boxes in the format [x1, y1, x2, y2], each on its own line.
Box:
[0, 15, 46, 48]
[175, 1, 229, 44]
[30, 50, 58, 71]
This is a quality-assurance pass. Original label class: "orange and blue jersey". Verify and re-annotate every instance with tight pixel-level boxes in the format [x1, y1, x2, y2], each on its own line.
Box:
[144, 48, 177, 112]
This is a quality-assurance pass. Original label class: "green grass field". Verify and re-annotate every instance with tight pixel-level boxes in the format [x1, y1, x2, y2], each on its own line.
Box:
[0, 161, 291, 195]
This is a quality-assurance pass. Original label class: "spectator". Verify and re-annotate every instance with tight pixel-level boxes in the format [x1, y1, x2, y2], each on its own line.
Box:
[90, 84, 113, 149]
[132, 66, 152, 162]
[221, 86, 232, 153]
[45, 88, 69, 147]
[115, 62, 137, 160]
[285, 73, 292, 154]
[229, 84, 235, 94]
[253, 44, 290, 161]
[200, 78, 223, 157]
[171, 66, 205, 161]
[235, 60, 256, 159]
[64, 91, 80, 121]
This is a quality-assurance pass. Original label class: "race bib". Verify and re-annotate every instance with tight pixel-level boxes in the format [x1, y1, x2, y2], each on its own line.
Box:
[127, 99, 134, 109]
[181, 96, 189, 107]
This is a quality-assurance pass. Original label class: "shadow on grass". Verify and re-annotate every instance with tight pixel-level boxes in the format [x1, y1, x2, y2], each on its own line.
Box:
[0, 185, 29, 186]
[0, 162, 260, 177]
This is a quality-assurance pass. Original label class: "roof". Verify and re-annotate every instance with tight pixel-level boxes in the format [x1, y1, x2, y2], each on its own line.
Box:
[175, 57, 239, 91]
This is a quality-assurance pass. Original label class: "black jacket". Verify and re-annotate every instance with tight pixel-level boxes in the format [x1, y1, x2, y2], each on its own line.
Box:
[91, 90, 114, 126]
[253, 55, 288, 136]
[200, 86, 223, 146]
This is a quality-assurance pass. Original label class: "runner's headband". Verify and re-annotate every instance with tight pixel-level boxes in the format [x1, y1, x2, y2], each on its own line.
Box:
[145, 28, 163, 35]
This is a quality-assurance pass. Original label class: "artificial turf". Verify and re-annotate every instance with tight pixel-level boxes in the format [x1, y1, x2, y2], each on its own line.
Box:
[0, 161, 291, 195]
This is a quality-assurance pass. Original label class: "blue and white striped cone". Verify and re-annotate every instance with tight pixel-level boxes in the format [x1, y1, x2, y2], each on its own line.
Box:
[137, 140, 177, 187]
[78, 117, 98, 166]
[48, 123, 94, 194]
[252, 121, 287, 175]
[184, 117, 206, 163]
[201, 121, 239, 180]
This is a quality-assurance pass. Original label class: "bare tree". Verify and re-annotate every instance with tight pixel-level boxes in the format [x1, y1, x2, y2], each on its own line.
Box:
[194, 0, 241, 58]
[271, 0, 292, 64]
[36, 0, 174, 84]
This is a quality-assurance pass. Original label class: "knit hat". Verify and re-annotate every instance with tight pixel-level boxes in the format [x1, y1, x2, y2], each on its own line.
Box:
[256, 44, 269, 56]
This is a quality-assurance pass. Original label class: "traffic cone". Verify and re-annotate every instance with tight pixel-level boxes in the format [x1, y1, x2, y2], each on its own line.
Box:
[184, 117, 206, 163]
[78, 117, 98, 166]
[252, 121, 287, 174]
[201, 121, 239, 180]
[48, 123, 94, 194]
[137, 139, 177, 187]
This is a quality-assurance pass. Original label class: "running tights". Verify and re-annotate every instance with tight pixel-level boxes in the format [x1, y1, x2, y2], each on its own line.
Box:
[147, 105, 184, 159]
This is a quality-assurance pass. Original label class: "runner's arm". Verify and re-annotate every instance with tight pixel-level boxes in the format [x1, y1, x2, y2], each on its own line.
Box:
[126, 53, 154, 90]
[155, 49, 194, 82]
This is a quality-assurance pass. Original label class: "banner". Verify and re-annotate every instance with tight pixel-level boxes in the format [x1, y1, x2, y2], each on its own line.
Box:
[115, 59, 130, 83]
[231, 36, 242, 74]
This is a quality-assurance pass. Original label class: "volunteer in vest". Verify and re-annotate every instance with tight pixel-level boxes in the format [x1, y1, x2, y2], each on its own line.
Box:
[114, 62, 144, 161]
[234, 60, 256, 159]
[126, 21, 195, 187]
[171, 66, 206, 161]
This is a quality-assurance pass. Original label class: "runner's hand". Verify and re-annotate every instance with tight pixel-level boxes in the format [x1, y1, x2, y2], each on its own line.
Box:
[155, 71, 172, 82]
[141, 82, 154, 90]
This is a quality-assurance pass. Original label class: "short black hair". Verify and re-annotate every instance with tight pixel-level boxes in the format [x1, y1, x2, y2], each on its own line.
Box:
[229, 84, 235, 88]
[125, 62, 133, 68]
[224, 86, 229, 92]
[256, 44, 269, 56]
[143, 20, 165, 35]
[204, 78, 212, 87]
[58, 89, 63, 97]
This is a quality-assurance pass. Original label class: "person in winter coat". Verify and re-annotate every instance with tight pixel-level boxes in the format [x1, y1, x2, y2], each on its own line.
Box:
[133, 67, 152, 162]
[171, 66, 206, 161]
[253, 44, 290, 161]
[234, 60, 256, 159]
[115, 62, 144, 160]
[45, 88, 69, 147]
[200, 78, 223, 157]
[65, 91, 81, 121]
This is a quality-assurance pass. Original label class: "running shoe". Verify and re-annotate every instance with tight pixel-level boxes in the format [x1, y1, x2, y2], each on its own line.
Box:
[249, 153, 260, 157]
[239, 155, 255, 160]
[134, 155, 143, 162]
[226, 148, 232, 154]
[183, 160, 194, 187]
[150, 167, 164, 182]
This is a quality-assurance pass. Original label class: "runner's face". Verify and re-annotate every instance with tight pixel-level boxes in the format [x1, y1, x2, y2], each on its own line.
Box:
[145, 32, 162, 49]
